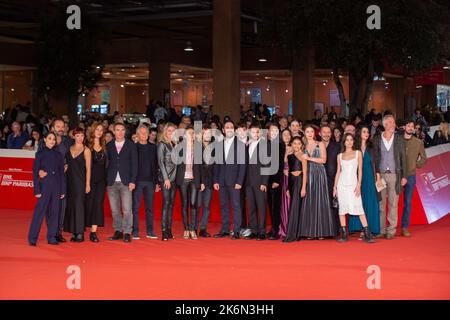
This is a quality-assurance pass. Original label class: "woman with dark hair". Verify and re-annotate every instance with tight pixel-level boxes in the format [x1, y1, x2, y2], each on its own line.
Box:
[333, 133, 374, 243]
[64, 127, 92, 242]
[348, 126, 381, 237]
[28, 132, 65, 246]
[279, 128, 293, 240]
[85, 122, 107, 242]
[283, 136, 307, 242]
[332, 127, 343, 143]
[23, 128, 41, 151]
[299, 125, 338, 239]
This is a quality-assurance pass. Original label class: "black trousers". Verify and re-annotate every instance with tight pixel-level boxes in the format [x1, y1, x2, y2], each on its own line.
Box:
[179, 179, 198, 231]
[246, 185, 267, 235]
[240, 188, 247, 228]
[268, 184, 281, 235]
[161, 185, 176, 232]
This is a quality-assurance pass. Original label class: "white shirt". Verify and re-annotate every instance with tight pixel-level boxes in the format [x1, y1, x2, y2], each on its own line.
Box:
[224, 136, 235, 160]
[115, 140, 125, 182]
[381, 133, 394, 151]
[248, 139, 260, 159]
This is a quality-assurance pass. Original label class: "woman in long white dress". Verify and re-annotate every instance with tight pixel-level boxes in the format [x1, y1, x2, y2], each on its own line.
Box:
[333, 133, 374, 243]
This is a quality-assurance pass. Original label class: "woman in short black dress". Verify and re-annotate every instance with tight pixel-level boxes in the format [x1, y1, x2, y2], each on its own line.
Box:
[85, 122, 107, 242]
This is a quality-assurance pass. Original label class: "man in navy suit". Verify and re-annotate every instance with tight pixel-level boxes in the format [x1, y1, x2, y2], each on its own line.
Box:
[213, 120, 246, 240]
[106, 122, 138, 243]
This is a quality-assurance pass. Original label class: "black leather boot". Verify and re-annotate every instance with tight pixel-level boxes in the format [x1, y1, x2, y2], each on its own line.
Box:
[337, 226, 349, 243]
[90, 232, 99, 243]
[363, 226, 375, 243]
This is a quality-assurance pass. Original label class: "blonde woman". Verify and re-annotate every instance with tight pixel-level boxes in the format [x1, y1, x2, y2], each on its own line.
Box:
[157, 122, 178, 241]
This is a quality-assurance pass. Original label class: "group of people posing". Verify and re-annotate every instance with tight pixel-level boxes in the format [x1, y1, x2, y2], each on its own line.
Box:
[27, 113, 427, 246]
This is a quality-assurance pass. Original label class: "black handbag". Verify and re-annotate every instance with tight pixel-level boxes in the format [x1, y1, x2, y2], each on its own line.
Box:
[331, 197, 339, 209]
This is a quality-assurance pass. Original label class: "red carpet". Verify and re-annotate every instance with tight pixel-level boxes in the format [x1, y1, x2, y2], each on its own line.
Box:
[0, 209, 449, 300]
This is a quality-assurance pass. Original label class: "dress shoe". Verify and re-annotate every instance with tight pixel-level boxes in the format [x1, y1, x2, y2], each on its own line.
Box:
[162, 231, 168, 241]
[231, 234, 240, 240]
[123, 233, 132, 243]
[75, 233, 84, 242]
[108, 231, 123, 240]
[402, 228, 411, 237]
[199, 230, 211, 238]
[386, 233, 394, 240]
[56, 234, 67, 243]
[29, 242, 36, 246]
[132, 233, 141, 240]
[244, 233, 257, 240]
[146, 233, 158, 239]
[70, 234, 77, 242]
[168, 229, 175, 239]
[48, 241, 59, 245]
[256, 234, 266, 241]
[374, 233, 385, 239]
[213, 232, 230, 238]
[90, 232, 99, 243]
[268, 234, 279, 240]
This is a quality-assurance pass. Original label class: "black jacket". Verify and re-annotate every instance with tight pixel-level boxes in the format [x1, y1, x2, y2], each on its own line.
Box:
[175, 142, 201, 188]
[245, 140, 270, 187]
[106, 139, 138, 186]
[214, 137, 246, 187]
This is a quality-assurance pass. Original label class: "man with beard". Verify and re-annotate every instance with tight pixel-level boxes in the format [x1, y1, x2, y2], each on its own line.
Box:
[320, 125, 341, 232]
[401, 119, 427, 237]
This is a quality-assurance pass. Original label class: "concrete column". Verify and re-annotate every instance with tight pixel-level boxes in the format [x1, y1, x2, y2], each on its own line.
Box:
[212, 0, 241, 122]
[292, 48, 315, 121]
[149, 45, 171, 105]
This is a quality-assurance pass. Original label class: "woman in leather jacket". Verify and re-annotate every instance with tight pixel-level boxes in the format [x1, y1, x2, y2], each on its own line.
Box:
[175, 126, 201, 240]
[157, 122, 178, 241]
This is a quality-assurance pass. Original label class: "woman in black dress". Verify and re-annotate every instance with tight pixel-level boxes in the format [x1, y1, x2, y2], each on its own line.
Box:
[64, 127, 91, 242]
[284, 136, 307, 242]
[85, 122, 106, 242]
[299, 125, 338, 239]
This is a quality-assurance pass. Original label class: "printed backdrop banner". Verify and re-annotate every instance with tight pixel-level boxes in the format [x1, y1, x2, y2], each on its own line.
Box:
[414, 144, 450, 223]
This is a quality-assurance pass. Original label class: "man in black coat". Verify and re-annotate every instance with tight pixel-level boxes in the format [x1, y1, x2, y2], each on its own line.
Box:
[244, 123, 270, 241]
[267, 123, 284, 240]
[320, 125, 340, 232]
[106, 122, 138, 243]
[213, 120, 246, 239]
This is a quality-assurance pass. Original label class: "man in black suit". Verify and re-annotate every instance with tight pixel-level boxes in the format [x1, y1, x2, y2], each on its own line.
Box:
[320, 125, 340, 232]
[106, 122, 138, 243]
[213, 120, 246, 240]
[132, 125, 159, 240]
[267, 123, 284, 240]
[244, 123, 270, 241]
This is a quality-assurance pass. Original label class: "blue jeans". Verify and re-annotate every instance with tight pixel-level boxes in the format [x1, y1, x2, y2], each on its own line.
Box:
[197, 187, 212, 231]
[107, 182, 133, 234]
[402, 175, 416, 229]
[132, 181, 155, 236]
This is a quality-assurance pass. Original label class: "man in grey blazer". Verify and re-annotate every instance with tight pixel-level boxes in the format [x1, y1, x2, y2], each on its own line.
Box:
[372, 114, 407, 240]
